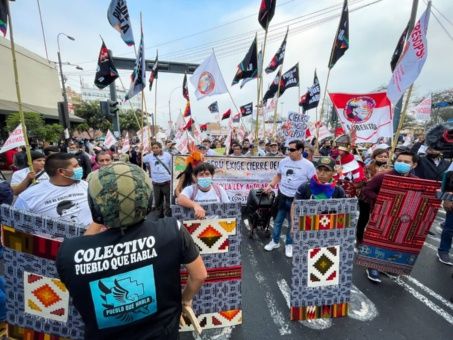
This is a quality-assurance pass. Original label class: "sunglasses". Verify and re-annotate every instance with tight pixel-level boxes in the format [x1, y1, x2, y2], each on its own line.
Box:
[288, 148, 298, 152]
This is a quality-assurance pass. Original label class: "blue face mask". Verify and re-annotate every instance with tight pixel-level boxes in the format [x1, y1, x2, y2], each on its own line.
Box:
[198, 177, 212, 189]
[394, 161, 411, 174]
[63, 167, 83, 181]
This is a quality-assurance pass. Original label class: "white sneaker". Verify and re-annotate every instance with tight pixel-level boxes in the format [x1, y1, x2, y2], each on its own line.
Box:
[264, 240, 280, 251]
[244, 219, 251, 231]
[285, 244, 293, 258]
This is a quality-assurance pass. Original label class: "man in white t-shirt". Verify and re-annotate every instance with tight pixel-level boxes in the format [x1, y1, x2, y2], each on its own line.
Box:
[14, 152, 93, 228]
[263, 140, 316, 258]
[10, 151, 49, 195]
[202, 139, 217, 156]
[178, 162, 230, 219]
[143, 142, 172, 218]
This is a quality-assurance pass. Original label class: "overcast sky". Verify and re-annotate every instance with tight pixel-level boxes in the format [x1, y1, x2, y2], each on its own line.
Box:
[7, 0, 453, 127]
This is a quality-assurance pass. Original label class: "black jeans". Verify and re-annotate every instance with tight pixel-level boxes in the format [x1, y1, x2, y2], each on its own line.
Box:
[153, 182, 171, 218]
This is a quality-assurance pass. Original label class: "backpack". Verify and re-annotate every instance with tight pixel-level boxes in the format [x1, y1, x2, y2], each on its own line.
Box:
[190, 183, 224, 202]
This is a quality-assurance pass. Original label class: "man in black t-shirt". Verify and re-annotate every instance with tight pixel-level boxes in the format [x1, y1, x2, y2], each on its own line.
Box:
[56, 162, 207, 339]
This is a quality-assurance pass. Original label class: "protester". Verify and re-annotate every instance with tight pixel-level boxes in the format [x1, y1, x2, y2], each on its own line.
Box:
[366, 149, 391, 179]
[0, 179, 13, 205]
[13, 152, 93, 228]
[13, 146, 27, 170]
[202, 139, 217, 156]
[414, 147, 450, 181]
[56, 162, 207, 339]
[177, 162, 230, 219]
[95, 151, 113, 169]
[231, 143, 243, 157]
[360, 151, 419, 282]
[143, 142, 172, 218]
[266, 141, 283, 157]
[411, 134, 425, 154]
[263, 140, 316, 258]
[10, 151, 49, 195]
[438, 164, 453, 265]
[68, 140, 92, 179]
[174, 147, 204, 197]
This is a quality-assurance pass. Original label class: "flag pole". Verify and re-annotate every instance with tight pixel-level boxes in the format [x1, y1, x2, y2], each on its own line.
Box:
[389, 84, 414, 160]
[298, 82, 302, 114]
[153, 76, 158, 138]
[254, 33, 261, 149]
[315, 68, 332, 154]
[140, 91, 146, 169]
[5, 0, 33, 171]
[272, 65, 285, 138]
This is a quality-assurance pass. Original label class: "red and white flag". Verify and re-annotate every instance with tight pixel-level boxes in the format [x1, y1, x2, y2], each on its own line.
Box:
[329, 92, 393, 144]
[412, 96, 431, 121]
[0, 124, 26, 153]
[104, 129, 118, 149]
[121, 132, 130, 153]
[387, 3, 431, 105]
[190, 52, 228, 100]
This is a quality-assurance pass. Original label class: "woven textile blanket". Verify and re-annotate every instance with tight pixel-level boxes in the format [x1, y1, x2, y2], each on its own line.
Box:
[356, 175, 441, 275]
[172, 203, 242, 331]
[0, 204, 85, 339]
[290, 198, 358, 321]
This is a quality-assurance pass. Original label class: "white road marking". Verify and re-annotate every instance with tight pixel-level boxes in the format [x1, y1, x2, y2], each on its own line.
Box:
[427, 234, 441, 243]
[276, 279, 332, 330]
[423, 241, 438, 252]
[348, 285, 379, 321]
[193, 327, 234, 340]
[385, 274, 453, 325]
[404, 276, 453, 311]
[247, 244, 292, 335]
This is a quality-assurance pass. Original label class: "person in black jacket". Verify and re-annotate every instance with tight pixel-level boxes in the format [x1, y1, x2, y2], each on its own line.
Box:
[414, 147, 450, 181]
[68, 141, 92, 180]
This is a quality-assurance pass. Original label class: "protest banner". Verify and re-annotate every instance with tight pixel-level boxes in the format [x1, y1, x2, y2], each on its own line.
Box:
[412, 97, 431, 121]
[281, 112, 309, 143]
[0, 124, 25, 153]
[172, 156, 282, 204]
[103, 129, 117, 149]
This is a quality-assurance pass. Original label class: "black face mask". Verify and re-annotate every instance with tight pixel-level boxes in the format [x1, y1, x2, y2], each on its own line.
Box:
[375, 160, 387, 166]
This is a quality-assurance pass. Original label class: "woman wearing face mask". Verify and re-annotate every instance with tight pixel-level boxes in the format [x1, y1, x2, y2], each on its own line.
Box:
[177, 162, 230, 219]
[367, 149, 391, 179]
[359, 150, 418, 283]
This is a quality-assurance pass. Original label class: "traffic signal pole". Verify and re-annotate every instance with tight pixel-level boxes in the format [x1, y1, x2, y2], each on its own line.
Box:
[109, 82, 120, 138]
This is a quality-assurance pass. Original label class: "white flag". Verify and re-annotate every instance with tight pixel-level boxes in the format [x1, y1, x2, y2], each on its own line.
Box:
[190, 52, 228, 100]
[121, 132, 130, 153]
[125, 23, 145, 101]
[0, 124, 26, 154]
[104, 130, 118, 149]
[412, 96, 432, 121]
[387, 3, 431, 105]
[107, 0, 135, 46]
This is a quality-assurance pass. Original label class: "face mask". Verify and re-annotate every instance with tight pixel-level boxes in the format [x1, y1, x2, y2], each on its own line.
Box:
[375, 160, 387, 166]
[68, 150, 77, 154]
[394, 161, 411, 174]
[63, 167, 83, 181]
[198, 177, 212, 189]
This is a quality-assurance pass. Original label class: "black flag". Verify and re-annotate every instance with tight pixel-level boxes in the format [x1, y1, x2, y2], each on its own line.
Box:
[232, 36, 258, 86]
[299, 70, 320, 111]
[0, 0, 8, 37]
[149, 51, 158, 91]
[182, 73, 189, 100]
[94, 41, 119, 89]
[390, 23, 409, 71]
[240, 102, 254, 117]
[208, 101, 219, 113]
[265, 28, 288, 74]
[328, 0, 349, 69]
[263, 68, 282, 102]
[258, 0, 277, 30]
[278, 63, 299, 97]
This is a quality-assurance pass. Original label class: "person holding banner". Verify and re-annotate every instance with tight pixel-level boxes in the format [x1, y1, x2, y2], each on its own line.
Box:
[263, 140, 316, 258]
[177, 162, 230, 219]
[10, 151, 48, 195]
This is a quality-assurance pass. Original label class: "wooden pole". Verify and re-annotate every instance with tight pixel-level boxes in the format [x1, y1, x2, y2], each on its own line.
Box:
[254, 33, 262, 150]
[6, 0, 33, 171]
[153, 76, 158, 138]
[140, 91, 145, 169]
[315, 68, 332, 155]
[272, 66, 284, 138]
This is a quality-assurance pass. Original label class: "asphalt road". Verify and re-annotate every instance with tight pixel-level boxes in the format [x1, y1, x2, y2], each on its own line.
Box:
[181, 210, 453, 340]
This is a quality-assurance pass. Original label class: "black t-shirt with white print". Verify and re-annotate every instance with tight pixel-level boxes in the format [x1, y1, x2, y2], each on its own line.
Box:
[56, 217, 199, 340]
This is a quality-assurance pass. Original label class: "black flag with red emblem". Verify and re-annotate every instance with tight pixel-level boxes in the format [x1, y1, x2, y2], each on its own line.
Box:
[278, 63, 299, 97]
[263, 68, 282, 101]
[148, 50, 158, 91]
[328, 0, 349, 69]
[221, 109, 231, 120]
[232, 36, 258, 86]
[390, 23, 409, 71]
[240, 102, 254, 117]
[265, 28, 288, 74]
[299, 70, 320, 111]
[94, 41, 119, 89]
[199, 123, 208, 132]
[258, 0, 277, 30]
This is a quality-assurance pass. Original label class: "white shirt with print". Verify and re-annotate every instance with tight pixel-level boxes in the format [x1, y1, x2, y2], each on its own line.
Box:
[14, 180, 93, 227]
[277, 157, 316, 197]
[10, 167, 49, 186]
[180, 184, 230, 204]
[143, 152, 172, 183]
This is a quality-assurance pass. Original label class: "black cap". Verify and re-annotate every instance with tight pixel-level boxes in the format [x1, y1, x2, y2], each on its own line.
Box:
[31, 151, 45, 161]
[315, 156, 335, 171]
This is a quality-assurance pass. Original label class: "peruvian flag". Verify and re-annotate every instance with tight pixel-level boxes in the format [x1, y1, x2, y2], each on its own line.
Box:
[329, 92, 393, 144]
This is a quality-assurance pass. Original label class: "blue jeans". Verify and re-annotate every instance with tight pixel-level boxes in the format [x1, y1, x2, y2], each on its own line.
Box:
[438, 210, 453, 254]
[272, 194, 294, 245]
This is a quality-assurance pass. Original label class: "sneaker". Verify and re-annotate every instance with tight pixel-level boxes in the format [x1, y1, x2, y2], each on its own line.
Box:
[437, 252, 453, 266]
[366, 268, 382, 283]
[285, 244, 293, 258]
[244, 219, 251, 231]
[264, 240, 280, 251]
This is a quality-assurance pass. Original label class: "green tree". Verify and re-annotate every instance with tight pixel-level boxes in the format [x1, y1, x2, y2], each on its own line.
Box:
[74, 101, 111, 138]
[5, 112, 63, 143]
[119, 109, 141, 131]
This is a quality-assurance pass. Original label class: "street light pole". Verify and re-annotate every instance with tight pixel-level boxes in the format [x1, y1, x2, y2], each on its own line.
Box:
[57, 33, 75, 131]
